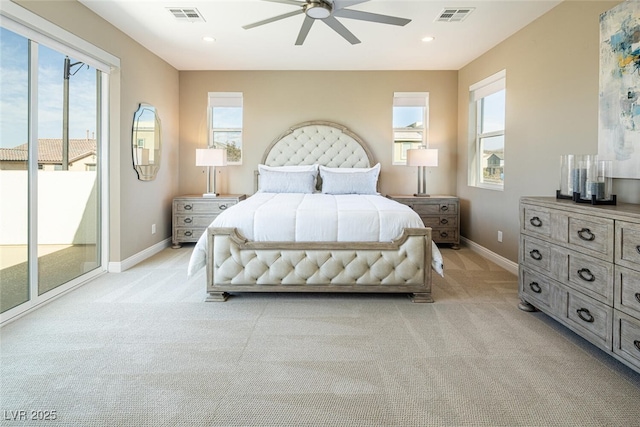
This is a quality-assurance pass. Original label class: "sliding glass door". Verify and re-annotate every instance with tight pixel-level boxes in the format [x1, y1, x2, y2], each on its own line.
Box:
[0, 18, 108, 320]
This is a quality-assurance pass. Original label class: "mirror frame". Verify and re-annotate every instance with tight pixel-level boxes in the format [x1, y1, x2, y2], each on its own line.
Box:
[132, 103, 161, 181]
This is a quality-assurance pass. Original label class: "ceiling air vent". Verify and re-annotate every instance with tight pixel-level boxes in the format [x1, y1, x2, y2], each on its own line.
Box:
[167, 7, 205, 23]
[435, 8, 474, 23]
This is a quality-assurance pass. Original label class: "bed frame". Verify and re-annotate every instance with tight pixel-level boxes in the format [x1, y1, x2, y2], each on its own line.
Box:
[205, 121, 433, 302]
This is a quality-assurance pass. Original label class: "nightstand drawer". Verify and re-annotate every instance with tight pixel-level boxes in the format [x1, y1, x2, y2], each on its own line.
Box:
[174, 228, 204, 242]
[174, 199, 237, 215]
[421, 215, 457, 228]
[411, 202, 457, 216]
[432, 228, 457, 243]
[175, 214, 217, 228]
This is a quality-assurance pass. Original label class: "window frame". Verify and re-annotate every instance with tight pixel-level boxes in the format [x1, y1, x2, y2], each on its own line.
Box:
[468, 70, 506, 191]
[208, 92, 243, 165]
[392, 92, 429, 166]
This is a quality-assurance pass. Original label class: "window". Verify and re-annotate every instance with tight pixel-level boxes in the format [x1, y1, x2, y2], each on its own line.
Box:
[208, 92, 243, 164]
[392, 92, 429, 165]
[469, 70, 506, 189]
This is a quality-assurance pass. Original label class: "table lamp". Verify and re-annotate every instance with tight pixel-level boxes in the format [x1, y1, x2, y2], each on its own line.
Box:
[196, 148, 227, 197]
[406, 147, 438, 197]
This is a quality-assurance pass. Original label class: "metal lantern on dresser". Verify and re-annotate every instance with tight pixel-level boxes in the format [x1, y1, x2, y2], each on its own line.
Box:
[518, 196, 640, 373]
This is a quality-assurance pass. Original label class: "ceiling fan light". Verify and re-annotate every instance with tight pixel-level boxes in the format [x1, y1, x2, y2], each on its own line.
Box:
[305, 1, 331, 19]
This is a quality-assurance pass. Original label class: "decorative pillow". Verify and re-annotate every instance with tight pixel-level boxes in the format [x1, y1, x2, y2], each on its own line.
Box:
[319, 163, 380, 195]
[258, 168, 317, 193]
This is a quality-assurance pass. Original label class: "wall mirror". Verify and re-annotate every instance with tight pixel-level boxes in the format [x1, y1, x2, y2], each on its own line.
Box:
[132, 103, 161, 181]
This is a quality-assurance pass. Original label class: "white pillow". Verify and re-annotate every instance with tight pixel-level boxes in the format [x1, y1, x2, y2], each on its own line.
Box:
[319, 163, 380, 195]
[258, 168, 317, 193]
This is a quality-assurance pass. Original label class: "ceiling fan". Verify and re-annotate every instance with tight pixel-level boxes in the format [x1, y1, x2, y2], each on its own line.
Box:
[243, 0, 412, 45]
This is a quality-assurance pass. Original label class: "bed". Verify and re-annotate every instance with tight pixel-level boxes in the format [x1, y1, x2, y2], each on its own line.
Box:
[188, 120, 443, 302]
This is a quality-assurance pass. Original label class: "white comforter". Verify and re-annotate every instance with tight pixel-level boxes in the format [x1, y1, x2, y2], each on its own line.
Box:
[187, 193, 444, 277]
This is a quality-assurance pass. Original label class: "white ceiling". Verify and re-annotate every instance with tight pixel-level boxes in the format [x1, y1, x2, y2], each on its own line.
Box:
[78, 0, 562, 71]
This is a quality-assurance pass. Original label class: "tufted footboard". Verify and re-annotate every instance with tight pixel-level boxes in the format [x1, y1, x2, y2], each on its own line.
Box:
[205, 227, 433, 302]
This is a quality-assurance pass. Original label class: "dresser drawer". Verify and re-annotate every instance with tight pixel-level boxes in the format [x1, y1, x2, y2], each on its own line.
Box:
[522, 205, 552, 238]
[520, 267, 565, 314]
[565, 290, 613, 349]
[567, 215, 614, 261]
[520, 235, 553, 272]
[175, 214, 217, 228]
[174, 199, 237, 215]
[615, 221, 640, 270]
[566, 251, 614, 305]
[432, 228, 457, 243]
[615, 265, 640, 318]
[613, 311, 640, 371]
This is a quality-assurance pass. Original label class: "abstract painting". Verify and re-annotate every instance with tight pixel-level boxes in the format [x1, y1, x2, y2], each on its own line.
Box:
[598, 1, 640, 179]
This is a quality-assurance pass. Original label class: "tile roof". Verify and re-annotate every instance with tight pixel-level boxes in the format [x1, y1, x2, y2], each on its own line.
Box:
[0, 139, 96, 163]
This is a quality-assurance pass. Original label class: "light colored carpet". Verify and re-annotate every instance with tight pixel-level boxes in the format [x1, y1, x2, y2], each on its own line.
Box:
[1, 246, 639, 426]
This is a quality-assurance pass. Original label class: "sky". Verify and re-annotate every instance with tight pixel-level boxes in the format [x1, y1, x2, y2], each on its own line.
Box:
[1, 27, 97, 149]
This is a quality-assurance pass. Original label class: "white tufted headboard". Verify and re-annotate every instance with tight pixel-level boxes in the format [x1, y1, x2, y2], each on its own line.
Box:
[261, 121, 374, 168]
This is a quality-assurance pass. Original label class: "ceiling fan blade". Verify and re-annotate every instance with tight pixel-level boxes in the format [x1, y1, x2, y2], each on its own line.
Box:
[243, 9, 304, 30]
[333, 1, 370, 11]
[323, 16, 361, 44]
[261, 0, 306, 6]
[295, 16, 315, 45]
[333, 8, 411, 26]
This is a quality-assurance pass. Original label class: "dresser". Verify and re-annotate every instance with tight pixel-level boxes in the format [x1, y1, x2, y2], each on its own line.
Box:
[519, 196, 640, 373]
[388, 195, 460, 249]
[172, 194, 246, 248]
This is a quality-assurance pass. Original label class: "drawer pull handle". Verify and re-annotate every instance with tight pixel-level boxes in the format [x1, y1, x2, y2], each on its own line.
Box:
[529, 216, 542, 227]
[636, 245, 640, 254]
[440, 218, 449, 225]
[440, 231, 448, 238]
[184, 231, 193, 237]
[183, 218, 192, 224]
[184, 204, 193, 211]
[440, 205, 449, 212]
[577, 228, 595, 241]
[577, 268, 595, 282]
[529, 249, 542, 261]
[576, 308, 594, 323]
[635, 293, 640, 304]
[220, 204, 228, 210]
[635, 340, 640, 352]
[529, 282, 541, 294]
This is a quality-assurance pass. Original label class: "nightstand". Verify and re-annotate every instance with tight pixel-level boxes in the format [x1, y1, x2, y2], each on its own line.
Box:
[388, 195, 460, 249]
[172, 194, 246, 248]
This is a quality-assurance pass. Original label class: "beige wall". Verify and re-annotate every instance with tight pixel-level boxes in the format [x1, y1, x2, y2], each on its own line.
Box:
[179, 71, 458, 197]
[457, 0, 639, 263]
[14, 0, 180, 262]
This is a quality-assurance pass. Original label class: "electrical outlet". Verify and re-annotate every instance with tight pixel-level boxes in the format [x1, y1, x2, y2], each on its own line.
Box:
[497, 230, 503, 242]
[151, 224, 156, 235]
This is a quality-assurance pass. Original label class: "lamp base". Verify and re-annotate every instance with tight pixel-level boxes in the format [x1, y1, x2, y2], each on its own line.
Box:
[203, 192, 219, 198]
[413, 193, 431, 197]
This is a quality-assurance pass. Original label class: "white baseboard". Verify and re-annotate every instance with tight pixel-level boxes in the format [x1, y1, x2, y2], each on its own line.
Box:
[108, 238, 171, 273]
[460, 237, 519, 276]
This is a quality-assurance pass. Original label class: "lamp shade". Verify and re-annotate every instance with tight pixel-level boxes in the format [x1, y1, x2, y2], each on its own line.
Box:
[196, 148, 227, 167]
[407, 148, 438, 167]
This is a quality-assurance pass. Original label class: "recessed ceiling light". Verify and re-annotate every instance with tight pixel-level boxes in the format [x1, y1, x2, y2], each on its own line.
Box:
[203, 36, 216, 43]
[422, 36, 435, 42]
